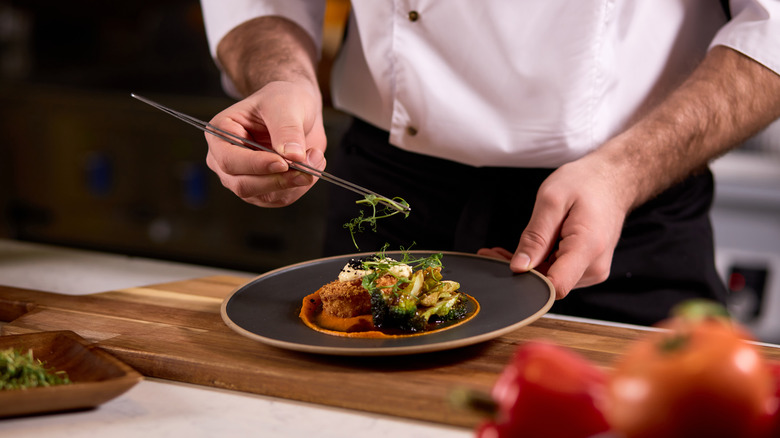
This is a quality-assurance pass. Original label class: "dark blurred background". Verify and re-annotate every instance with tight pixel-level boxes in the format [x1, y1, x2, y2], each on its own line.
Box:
[0, 0, 352, 273]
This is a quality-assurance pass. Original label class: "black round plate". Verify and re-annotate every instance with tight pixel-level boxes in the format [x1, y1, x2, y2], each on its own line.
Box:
[221, 251, 554, 356]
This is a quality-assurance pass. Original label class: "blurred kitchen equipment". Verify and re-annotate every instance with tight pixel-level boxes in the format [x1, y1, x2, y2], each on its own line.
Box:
[711, 119, 780, 343]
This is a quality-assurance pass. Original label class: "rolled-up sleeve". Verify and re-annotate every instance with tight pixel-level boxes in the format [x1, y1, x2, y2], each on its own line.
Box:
[711, 0, 780, 74]
[200, 0, 327, 97]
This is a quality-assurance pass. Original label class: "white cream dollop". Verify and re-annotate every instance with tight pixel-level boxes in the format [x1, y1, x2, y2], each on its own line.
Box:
[337, 258, 412, 282]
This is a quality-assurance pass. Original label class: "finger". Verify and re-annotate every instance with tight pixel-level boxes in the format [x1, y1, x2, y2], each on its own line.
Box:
[280, 146, 327, 187]
[510, 194, 564, 273]
[283, 147, 326, 187]
[208, 142, 286, 176]
[477, 247, 514, 261]
[261, 104, 309, 164]
[545, 245, 594, 300]
[206, 116, 289, 176]
[208, 145, 327, 204]
[545, 230, 612, 300]
[305, 147, 327, 173]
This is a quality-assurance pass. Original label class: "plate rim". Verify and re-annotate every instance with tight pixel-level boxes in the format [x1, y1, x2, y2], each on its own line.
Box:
[221, 251, 555, 356]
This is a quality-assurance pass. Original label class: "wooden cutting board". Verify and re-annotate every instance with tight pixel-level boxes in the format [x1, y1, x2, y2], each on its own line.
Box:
[2, 276, 779, 428]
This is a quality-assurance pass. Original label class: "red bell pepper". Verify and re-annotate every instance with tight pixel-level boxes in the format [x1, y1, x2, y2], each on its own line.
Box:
[475, 341, 610, 438]
[765, 361, 780, 438]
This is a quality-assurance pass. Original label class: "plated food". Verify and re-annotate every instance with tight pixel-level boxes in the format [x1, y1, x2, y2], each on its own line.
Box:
[222, 252, 554, 355]
[300, 252, 480, 338]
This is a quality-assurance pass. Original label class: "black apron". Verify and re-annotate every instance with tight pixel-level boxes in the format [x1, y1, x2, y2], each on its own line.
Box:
[323, 118, 729, 326]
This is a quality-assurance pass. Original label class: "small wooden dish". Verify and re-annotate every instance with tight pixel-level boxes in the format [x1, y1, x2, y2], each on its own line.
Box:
[0, 330, 142, 417]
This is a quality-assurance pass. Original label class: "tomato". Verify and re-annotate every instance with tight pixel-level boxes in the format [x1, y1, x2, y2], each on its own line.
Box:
[476, 341, 610, 438]
[606, 302, 776, 438]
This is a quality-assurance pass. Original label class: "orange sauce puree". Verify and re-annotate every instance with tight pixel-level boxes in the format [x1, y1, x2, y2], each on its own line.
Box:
[299, 290, 480, 339]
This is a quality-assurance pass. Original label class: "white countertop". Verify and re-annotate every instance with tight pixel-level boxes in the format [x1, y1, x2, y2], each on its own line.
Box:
[0, 239, 471, 438]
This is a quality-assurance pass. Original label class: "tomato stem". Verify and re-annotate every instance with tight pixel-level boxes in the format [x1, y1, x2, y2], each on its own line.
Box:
[671, 299, 730, 323]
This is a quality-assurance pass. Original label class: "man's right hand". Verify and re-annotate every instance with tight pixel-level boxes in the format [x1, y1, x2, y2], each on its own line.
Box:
[205, 80, 327, 208]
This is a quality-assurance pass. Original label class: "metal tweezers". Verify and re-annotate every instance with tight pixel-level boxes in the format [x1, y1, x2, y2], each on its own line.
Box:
[131, 93, 410, 214]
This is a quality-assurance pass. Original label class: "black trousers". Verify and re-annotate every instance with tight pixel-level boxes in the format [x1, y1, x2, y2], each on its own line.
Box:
[323, 118, 729, 326]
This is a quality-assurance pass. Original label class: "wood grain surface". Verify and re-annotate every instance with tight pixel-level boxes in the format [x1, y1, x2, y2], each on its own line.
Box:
[2, 276, 779, 428]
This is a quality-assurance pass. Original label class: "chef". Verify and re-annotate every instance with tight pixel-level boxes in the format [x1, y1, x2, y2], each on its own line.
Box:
[198, 1, 780, 325]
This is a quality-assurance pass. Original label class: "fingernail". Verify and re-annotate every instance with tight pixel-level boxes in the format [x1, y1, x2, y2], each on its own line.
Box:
[514, 253, 531, 270]
[283, 142, 304, 158]
[268, 161, 287, 173]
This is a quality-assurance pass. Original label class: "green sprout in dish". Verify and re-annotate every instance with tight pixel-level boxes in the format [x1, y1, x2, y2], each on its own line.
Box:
[0, 348, 72, 390]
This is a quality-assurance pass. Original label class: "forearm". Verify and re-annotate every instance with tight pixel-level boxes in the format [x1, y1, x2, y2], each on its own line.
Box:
[216, 16, 320, 97]
[595, 45, 780, 210]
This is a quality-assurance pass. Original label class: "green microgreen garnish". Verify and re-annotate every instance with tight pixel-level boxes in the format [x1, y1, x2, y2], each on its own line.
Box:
[1, 348, 72, 390]
[344, 195, 411, 250]
[360, 244, 443, 296]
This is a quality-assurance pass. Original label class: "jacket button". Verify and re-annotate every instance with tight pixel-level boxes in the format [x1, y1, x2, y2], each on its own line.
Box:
[406, 126, 418, 136]
[408, 10, 420, 22]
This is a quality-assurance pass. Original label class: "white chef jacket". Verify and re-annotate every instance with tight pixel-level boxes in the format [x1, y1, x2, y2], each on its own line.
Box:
[200, 0, 780, 168]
